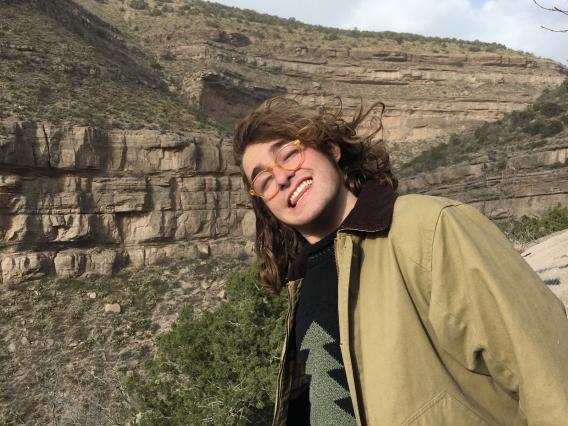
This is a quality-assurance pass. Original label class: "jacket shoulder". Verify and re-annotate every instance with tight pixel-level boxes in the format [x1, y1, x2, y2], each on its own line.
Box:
[393, 194, 463, 230]
[388, 194, 463, 270]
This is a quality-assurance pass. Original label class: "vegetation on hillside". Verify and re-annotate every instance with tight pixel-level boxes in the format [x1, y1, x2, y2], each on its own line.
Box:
[171, 0, 507, 52]
[399, 79, 568, 175]
[127, 263, 287, 425]
[500, 204, 568, 244]
[0, 3, 202, 131]
[78, 0, 518, 59]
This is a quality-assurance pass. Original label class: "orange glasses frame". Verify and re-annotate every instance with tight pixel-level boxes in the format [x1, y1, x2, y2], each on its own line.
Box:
[248, 139, 305, 200]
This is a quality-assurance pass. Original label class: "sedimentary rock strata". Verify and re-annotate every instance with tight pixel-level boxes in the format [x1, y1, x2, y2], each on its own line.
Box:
[0, 123, 254, 284]
[399, 146, 568, 219]
[2, 0, 568, 284]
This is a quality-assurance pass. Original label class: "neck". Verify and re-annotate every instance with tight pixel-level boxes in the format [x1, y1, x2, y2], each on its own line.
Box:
[299, 186, 358, 244]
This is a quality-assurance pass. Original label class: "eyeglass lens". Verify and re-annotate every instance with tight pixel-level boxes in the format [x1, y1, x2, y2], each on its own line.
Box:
[252, 144, 303, 197]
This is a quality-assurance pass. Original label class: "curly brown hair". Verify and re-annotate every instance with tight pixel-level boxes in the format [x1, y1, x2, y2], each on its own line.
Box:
[233, 97, 397, 294]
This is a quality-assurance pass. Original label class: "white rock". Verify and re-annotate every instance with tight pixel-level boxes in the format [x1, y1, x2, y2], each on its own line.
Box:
[197, 243, 210, 258]
[104, 303, 121, 314]
[8, 342, 16, 353]
[88, 292, 97, 299]
[523, 229, 568, 310]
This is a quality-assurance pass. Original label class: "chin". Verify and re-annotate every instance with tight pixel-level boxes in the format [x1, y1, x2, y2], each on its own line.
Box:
[283, 202, 327, 230]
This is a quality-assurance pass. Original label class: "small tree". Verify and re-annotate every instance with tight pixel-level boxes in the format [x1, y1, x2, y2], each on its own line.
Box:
[128, 0, 148, 10]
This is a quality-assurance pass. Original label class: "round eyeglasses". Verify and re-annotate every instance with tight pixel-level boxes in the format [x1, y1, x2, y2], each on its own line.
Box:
[249, 139, 305, 200]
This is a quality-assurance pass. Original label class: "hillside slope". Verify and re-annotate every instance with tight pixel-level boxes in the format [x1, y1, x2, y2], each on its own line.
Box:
[75, 0, 568, 160]
[399, 80, 568, 219]
[0, 0, 199, 130]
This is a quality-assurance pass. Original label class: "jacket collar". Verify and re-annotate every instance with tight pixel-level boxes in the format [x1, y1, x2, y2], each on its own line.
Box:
[286, 180, 399, 281]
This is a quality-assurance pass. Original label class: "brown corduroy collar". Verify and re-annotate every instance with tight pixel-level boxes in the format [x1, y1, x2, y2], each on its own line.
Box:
[286, 180, 399, 281]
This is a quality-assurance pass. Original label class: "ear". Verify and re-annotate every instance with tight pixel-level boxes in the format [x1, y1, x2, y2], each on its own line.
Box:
[330, 143, 341, 163]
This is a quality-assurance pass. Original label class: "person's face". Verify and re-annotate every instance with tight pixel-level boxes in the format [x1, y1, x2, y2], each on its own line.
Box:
[241, 138, 346, 237]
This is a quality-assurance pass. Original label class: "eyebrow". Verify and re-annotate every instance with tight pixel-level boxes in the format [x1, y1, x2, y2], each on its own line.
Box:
[250, 139, 289, 181]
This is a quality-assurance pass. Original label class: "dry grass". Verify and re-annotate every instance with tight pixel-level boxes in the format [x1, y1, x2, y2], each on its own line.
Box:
[0, 3, 200, 131]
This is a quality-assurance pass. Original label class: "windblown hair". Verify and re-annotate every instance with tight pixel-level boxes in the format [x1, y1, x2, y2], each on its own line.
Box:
[233, 97, 397, 294]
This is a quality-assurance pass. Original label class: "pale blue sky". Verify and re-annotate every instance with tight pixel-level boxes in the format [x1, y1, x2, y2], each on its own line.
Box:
[470, 0, 488, 7]
[206, 0, 568, 63]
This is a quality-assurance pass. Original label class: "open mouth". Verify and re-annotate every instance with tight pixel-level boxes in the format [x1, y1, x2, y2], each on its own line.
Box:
[289, 178, 313, 207]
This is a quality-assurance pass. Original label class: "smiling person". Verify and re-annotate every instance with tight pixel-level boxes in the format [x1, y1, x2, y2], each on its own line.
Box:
[233, 97, 568, 426]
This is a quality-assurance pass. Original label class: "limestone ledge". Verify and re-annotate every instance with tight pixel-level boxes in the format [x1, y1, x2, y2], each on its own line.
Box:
[176, 43, 567, 85]
[399, 147, 568, 219]
[0, 238, 254, 285]
[0, 122, 238, 174]
[0, 123, 257, 285]
[179, 50, 566, 145]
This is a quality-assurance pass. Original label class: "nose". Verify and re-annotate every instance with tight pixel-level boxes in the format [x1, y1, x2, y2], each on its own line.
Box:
[273, 166, 294, 186]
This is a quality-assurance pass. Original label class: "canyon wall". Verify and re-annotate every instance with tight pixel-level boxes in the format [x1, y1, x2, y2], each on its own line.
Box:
[2, 0, 568, 285]
[170, 34, 568, 161]
[399, 145, 568, 219]
[0, 123, 253, 285]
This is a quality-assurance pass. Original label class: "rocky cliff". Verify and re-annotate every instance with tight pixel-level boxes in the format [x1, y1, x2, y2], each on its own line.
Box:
[398, 82, 568, 219]
[0, 1, 253, 285]
[1, 0, 567, 285]
[0, 123, 254, 285]
[73, 0, 567, 161]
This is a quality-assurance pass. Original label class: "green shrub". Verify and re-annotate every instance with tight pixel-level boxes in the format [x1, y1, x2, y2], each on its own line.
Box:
[524, 119, 545, 135]
[510, 109, 536, 126]
[160, 50, 176, 61]
[535, 102, 564, 118]
[402, 142, 449, 172]
[129, 0, 148, 10]
[474, 124, 496, 145]
[541, 120, 564, 137]
[500, 204, 568, 243]
[127, 264, 287, 425]
[523, 119, 563, 137]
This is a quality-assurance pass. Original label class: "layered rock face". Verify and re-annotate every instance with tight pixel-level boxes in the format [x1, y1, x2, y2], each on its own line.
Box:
[73, 0, 568, 158]
[399, 145, 568, 219]
[0, 123, 254, 285]
[172, 37, 567, 159]
[2, 0, 568, 285]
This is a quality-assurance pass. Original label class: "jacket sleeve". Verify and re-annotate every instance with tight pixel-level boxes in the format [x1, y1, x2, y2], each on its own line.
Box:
[429, 203, 568, 424]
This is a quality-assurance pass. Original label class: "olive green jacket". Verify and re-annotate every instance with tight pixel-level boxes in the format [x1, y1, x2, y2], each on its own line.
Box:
[273, 182, 568, 425]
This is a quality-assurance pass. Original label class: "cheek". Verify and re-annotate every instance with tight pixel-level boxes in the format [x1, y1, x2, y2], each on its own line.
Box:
[264, 198, 284, 216]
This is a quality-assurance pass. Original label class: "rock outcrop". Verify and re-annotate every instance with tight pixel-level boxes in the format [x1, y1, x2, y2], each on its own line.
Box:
[75, 0, 568, 153]
[399, 145, 568, 219]
[177, 44, 567, 150]
[523, 229, 568, 310]
[0, 123, 254, 285]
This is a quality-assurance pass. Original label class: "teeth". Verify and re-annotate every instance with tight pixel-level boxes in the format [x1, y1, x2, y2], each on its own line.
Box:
[290, 179, 313, 206]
